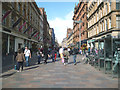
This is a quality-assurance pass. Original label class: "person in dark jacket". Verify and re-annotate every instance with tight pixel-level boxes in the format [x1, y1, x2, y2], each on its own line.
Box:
[44, 47, 49, 64]
[37, 49, 43, 64]
[51, 48, 55, 62]
[72, 47, 78, 65]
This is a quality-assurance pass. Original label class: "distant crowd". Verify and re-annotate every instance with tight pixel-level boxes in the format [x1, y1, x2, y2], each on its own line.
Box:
[15, 45, 99, 72]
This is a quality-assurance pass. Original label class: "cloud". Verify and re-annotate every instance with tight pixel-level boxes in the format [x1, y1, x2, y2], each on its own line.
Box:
[48, 11, 73, 44]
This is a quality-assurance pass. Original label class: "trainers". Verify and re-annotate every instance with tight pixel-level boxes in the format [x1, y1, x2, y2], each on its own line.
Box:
[64, 63, 66, 65]
[74, 63, 76, 65]
[17, 71, 20, 72]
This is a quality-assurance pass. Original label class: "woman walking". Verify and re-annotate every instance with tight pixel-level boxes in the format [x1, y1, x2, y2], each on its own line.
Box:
[16, 49, 25, 72]
[63, 48, 69, 65]
[59, 47, 64, 63]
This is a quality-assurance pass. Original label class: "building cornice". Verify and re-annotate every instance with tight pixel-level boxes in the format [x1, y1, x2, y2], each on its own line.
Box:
[87, 28, 120, 40]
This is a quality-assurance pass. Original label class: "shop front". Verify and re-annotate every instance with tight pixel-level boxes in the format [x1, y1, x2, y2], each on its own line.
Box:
[2, 33, 15, 72]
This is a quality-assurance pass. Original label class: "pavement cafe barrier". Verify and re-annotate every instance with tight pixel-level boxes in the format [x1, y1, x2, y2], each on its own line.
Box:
[86, 36, 120, 77]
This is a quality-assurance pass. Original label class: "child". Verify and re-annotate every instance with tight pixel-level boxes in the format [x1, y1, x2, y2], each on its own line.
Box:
[16, 49, 25, 72]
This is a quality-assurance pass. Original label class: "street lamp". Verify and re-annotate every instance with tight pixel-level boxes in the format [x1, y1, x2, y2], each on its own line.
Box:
[74, 20, 82, 49]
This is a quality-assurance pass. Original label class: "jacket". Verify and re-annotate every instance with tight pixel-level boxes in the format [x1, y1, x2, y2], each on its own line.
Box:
[63, 50, 69, 59]
[16, 53, 25, 62]
[72, 48, 78, 55]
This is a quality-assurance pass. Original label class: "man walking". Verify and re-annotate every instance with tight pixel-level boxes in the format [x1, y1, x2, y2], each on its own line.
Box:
[51, 48, 55, 62]
[72, 47, 78, 65]
[37, 49, 42, 64]
[24, 46, 31, 66]
[44, 47, 49, 64]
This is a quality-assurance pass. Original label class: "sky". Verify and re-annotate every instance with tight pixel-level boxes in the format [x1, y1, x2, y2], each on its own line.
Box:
[35, 1, 78, 44]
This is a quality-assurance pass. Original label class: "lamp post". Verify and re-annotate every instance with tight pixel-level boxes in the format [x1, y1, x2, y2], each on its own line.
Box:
[74, 20, 82, 49]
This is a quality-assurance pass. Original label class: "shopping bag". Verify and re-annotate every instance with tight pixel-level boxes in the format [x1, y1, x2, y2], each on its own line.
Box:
[14, 65, 17, 70]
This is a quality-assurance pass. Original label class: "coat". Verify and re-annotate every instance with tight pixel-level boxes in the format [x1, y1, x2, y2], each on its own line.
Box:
[16, 53, 25, 62]
[63, 50, 69, 59]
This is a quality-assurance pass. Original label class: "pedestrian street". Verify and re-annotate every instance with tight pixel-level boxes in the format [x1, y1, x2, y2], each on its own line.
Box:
[2, 55, 118, 88]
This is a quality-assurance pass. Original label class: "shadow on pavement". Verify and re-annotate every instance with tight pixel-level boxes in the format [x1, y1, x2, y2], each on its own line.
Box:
[68, 61, 81, 65]
[76, 61, 81, 64]
[44, 58, 61, 64]
[24, 66, 39, 71]
[68, 61, 74, 64]
[1, 72, 16, 78]
[55, 58, 61, 62]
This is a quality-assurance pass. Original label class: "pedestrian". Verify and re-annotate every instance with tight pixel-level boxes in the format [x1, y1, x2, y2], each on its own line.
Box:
[68, 48, 71, 55]
[63, 48, 69, 65]
[59, 46, 64, 63]
[72, 47, 78, 65]
[79, 49, 82, 55]
[16, 49, 25, 72]
[54, 49, 57, 61]
[24, 46, 31, 66]
[37, 49, 42, 64]
[44, 48, 49, 64]
[88, 47, 90, 55]
[51, 48, 55, 62]
[112, 48, 120, 73]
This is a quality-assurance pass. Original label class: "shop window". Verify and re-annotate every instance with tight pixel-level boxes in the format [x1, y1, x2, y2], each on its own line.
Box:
[2, 33, 8, 55]
[116, 1, 120, 10]
[97, 12, 99, 21]
[11, 14, 15, 25]
[103, 21, 104, 31]
[109, 17, 111, 29]
[105, 19, 108, 31]
[9, 36, 15, 54]
[116, 15, 120, 28]
[97, 25, 99, 34]
[106, 3, 108, 15]
[18, 43, 22, 49]
[2, 10, 6, 25]
[109, 2, 111, 12]
[18, 3, 21, 12]
[100, 22, 102, 32]
[11, 2, 15, 8]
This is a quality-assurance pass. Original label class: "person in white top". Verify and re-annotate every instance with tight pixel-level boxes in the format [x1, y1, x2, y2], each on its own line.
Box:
[59, 47, 64, 63]
[24, 47, 31, 66]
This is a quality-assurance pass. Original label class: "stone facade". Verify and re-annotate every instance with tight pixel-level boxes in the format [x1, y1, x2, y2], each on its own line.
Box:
[73, 0, 88, 48]
[1, 2, 44, 69]
[87, 0, 120, 49]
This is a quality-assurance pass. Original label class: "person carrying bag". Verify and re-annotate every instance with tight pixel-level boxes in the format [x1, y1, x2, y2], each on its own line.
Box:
[16, 49, 25, 72]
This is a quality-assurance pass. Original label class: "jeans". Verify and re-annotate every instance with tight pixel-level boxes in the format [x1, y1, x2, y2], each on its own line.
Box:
[113, 61, 118, 71]
[38, 56, 41, 64]
[25, 56, 29, 66]
[73, 55, 77, 64]
[17, 62, 23, 71]
[52, 56, 55, 62]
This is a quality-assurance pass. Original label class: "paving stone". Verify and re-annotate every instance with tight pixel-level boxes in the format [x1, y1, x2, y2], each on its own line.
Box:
[2, 55, 118, 88]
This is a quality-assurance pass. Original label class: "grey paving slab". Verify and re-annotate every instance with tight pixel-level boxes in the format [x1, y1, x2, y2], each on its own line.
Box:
[2, 55, 118, 88]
